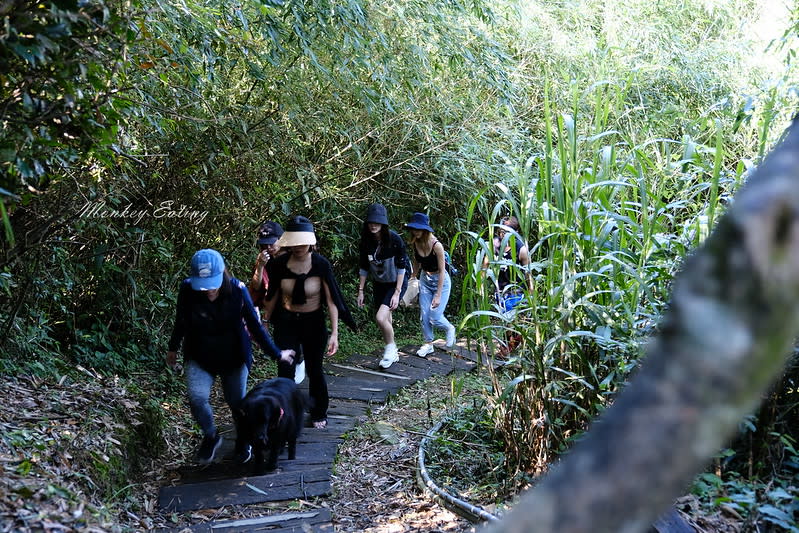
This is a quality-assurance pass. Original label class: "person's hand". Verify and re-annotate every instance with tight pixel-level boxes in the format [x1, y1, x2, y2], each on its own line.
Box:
[389, 292, 399, 310]
[256, 249, 271, 267]
[166, 351, 180, 371]
[326, 333, 339, 356]
[356, 290, 364, 308]
[432, 294, 441, 309]
[279, 349, 295, 365]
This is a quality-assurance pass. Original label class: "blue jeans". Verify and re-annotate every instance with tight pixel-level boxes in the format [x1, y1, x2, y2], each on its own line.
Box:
[419, 271, 454, 343]
[185, 360, 248, 437]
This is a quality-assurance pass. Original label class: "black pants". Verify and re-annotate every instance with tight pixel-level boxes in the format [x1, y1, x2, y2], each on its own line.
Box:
[272, 308, 328, 421]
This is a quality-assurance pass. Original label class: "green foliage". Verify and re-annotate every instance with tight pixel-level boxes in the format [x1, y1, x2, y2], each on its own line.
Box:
[2, 0, 518, 373]
[426, 405, 517, 503]
[1, 0, 798, 525]
[691, 464, 799, 532]
[0, 0, 131, 196]
[456, 85, 755, 471]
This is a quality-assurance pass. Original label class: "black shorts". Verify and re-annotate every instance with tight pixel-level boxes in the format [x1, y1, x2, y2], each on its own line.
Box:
[373, 277, 408, 309]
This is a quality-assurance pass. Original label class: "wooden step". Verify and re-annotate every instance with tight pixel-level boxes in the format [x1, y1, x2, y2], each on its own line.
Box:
[159, 468, 332, 512]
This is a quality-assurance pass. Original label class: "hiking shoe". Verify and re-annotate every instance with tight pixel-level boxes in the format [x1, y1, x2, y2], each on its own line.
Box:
[294, 359, 306, 385]
[445, 325, 456, 348]
[379, 343, 399, 368]
[196, 432, 222, 464]
[416, 343, 434, 358]
[234, 443, 252, 464]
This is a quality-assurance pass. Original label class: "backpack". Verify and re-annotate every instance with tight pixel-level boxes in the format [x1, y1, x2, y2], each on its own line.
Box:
[444, 250, 458, 276]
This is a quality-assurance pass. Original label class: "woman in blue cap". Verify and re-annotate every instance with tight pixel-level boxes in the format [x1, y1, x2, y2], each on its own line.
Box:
[405, 212, 456, 357]
[167, 249, 295, 464]
[356, 203, 408, 369]
[263, 216, 357, 429]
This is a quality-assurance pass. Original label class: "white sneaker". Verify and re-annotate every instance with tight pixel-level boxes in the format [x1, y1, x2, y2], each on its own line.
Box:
[416, 343, 434, 358]
[446, 325, 456, 348]
[294, 359, 306, 385]
[379, 343, 399, 368]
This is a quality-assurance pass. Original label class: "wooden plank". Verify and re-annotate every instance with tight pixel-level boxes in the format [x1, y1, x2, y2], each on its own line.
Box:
[428, 343, 479, 372]
[159, 468, 332, 512]
[176, 441, 339, 483]
[325, 372, 405, 392]
[327, 398, 371, 417]
[394, 348, 460, 373]
[157, 508, 333, 532]
[329, 362, 412, 380]
[444, 340, 506, 369]
[324, 378, 392, 402]
[342, 353, 437, 381]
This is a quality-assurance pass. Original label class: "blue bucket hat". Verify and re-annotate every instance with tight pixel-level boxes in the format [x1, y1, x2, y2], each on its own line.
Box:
[190, 249, 224, 291]
[405, 212, 433, 232]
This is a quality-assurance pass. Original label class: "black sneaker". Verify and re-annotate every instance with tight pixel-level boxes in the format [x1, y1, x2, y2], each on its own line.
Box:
[235, 443, 252, 464]
[196, 432, 222, 464]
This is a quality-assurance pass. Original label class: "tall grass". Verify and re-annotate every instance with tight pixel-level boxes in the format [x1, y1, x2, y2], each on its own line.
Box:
[456, 77, 761, 476]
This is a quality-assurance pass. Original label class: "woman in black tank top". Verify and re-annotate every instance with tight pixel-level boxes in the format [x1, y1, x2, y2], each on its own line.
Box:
[405, 212, 456, 357]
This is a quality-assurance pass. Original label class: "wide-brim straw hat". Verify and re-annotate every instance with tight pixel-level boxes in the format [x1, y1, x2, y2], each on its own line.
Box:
[276, 215, 317, 247]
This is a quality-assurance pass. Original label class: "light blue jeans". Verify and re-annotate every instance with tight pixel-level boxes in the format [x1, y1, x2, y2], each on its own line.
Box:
[185, 360, 248, 437]
[418, 271, 454, 343]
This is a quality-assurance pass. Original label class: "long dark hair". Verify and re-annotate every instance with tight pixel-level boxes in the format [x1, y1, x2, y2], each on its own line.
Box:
[218, 268, 233, 298]
[361, 222, 390, 246]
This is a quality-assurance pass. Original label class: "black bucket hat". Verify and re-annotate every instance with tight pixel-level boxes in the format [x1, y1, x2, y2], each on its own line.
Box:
[365, 203, 389, 225]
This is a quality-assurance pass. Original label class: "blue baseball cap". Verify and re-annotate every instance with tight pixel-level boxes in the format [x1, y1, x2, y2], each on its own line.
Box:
[190, 249, 224, 291]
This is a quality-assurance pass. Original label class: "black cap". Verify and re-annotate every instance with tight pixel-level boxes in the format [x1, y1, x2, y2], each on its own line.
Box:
[257, 221, 284, 245]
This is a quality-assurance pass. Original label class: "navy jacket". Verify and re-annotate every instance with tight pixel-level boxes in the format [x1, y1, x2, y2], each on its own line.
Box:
[168, 277, 282, 373]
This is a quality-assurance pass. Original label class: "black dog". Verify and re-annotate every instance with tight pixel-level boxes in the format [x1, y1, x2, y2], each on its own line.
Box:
[234, 377, 305, 472]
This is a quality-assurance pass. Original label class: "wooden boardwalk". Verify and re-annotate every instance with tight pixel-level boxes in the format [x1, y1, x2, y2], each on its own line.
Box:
[157, 340, 486, 532]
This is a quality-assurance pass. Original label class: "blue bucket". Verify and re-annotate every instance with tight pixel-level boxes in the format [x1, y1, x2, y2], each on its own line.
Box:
[500, 294, 523, 312]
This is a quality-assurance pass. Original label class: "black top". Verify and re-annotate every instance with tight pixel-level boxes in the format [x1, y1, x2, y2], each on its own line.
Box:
[265, 252, 357, 331]
[415, 239, 441, 273]
[168, 277, 283, 374]
[359, 230, 408, 280]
